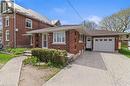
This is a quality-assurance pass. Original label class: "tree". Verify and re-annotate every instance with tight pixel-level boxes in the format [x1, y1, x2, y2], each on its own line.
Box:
[100, 8, 130, 32]
[82, 21, 98, 31]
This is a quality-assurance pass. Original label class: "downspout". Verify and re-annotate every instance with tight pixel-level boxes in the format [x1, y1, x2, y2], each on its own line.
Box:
[13, 0, 16, 48]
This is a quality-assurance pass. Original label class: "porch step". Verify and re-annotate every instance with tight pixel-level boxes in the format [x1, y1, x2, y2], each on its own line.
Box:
[24, 50, 31, 53]
[23, 50, 32, 56]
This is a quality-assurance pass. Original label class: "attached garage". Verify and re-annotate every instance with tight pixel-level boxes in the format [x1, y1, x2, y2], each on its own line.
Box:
[93, 37, 115, 52]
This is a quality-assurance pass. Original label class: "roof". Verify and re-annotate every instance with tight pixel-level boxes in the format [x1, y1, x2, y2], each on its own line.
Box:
[27, 25, 126, 36]
[5, 1, 52, 25]
[27, 25, 86, 34]
[86, 30, 126, 36]
[51, 20, 60, 25]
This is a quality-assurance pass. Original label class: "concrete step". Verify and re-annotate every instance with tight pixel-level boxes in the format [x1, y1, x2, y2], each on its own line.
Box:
[24, 50, 31, 53]
[24, 53, 32, 56]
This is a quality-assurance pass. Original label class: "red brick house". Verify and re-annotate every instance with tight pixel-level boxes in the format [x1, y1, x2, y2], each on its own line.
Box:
[27, 25, 125, 54]
[1, 1, 125, 54]
[2, 1, 54, 48]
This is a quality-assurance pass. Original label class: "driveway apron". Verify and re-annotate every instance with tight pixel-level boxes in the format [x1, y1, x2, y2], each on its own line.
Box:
[43, 51, 115, 86]
[101, 53, 130, 86]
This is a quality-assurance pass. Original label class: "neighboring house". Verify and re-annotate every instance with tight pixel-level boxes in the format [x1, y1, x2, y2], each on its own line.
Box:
[1, 1, 126, 54]
[1, 1, 57, 48]
[120, 33, 130, 41]
[119, 33, 130, 46]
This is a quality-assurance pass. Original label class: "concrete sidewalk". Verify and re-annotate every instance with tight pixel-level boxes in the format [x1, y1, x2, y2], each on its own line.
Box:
[0, 56, 26, 86]
[43, 64, 114, 86]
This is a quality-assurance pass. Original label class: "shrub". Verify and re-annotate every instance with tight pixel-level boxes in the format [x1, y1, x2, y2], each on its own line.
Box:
[31, 48, 67, 66]
[23, 56, 38, 65]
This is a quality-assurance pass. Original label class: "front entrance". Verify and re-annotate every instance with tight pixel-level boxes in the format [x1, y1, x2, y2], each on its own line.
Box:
[86, 37, 92, 50]
[42, 33, 48, 48]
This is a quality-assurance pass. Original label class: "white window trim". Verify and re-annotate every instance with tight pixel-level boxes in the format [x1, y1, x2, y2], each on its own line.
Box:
[79, 34, 83, 43]
[30, 35, 33, 45]
[2, 2, 7, 13]
[5, 30, 9, 41]
[42, 33, 48, 48]
[25, 18, 32, 29]
[53, 31, 66, 44]
[5, 16, 9, 27]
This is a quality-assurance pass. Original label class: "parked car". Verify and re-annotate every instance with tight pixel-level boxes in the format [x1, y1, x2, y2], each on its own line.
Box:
[0, 43, 3, 50]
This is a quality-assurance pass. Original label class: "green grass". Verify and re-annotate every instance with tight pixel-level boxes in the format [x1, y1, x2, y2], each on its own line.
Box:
[119, 44, 130, 58]
[0, 48, 28, 69]
[0, 53, 15, 64]
[0, 53, 15, 68]
[5, 48, 27, 55]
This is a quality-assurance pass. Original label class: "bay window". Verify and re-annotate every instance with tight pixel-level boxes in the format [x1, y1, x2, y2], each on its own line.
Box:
[53, 31, 66, 44]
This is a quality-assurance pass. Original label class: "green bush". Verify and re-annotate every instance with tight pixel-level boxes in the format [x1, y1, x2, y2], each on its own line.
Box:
[119, 47, 130, 58]
[23, 56, 38, 65]
[31, 48, 67, 66]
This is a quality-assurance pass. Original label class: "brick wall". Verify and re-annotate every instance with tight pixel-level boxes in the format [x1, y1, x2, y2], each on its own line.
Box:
[2, 14, 14, 48]
[48, 32, 67, 50]
[2, 13, 52, 48]
[47, 29, 83, 54]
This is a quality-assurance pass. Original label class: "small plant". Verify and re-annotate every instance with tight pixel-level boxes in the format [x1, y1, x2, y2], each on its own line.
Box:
[23, 56, 39, 65]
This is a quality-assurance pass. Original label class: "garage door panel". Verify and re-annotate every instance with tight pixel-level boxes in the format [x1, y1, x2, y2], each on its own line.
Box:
[93, 37, 115, 52]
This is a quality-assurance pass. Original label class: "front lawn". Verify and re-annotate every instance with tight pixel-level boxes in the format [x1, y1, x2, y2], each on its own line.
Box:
[5, 48, 27, 55]
[0, 53, 15, 68]
[0, 48, 28, 69]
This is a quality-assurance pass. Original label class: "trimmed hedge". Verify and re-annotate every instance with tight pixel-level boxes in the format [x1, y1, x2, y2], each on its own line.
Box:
[31, 48, 67, 66]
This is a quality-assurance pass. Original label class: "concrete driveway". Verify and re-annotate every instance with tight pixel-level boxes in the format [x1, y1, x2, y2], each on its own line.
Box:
[43, 51, 130, 86]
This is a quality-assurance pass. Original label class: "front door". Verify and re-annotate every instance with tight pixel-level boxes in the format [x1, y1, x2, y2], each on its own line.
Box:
[86, 37, 92, 49]
[42, 33, 48, 48]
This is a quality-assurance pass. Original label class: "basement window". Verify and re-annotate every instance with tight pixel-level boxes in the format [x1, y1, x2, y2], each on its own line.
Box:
[26, 18, 32, 29]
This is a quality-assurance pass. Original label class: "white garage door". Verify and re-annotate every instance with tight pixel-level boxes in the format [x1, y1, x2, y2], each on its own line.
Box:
[93, 37, 115, 52]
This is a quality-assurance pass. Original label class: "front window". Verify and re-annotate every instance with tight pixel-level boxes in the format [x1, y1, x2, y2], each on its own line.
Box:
[5, 30, 9, 41]
[5, 16, 9, 27]
[2, 2, 7, 13]
[25, 18, 32, 29]
[53, 31, 66, 44]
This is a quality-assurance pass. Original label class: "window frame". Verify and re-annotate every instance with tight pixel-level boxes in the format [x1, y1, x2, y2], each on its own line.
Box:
[5, 16, 9, 27]
[5, 30, 10, 41]
[2, 2, 7, 13]
[25, 18, 32, 29]
[53, 31, 66, 44]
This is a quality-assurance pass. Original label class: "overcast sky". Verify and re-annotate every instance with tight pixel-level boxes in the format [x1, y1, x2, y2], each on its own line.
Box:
[3, 0, 130, 25]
